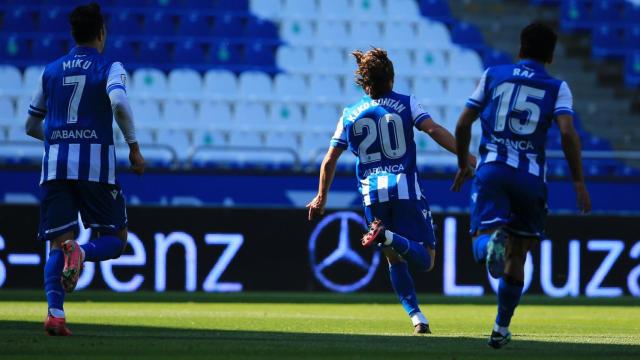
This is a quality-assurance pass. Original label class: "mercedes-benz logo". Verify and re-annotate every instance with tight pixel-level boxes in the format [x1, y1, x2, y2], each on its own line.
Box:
[308, 211, 381, 293]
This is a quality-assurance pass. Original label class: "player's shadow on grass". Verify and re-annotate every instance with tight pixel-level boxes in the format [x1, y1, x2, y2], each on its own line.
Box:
[2, 320, 639, 360]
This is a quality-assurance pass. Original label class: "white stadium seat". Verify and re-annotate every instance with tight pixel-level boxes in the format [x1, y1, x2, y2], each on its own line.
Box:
[250, 0, 283, 19]
[415, 49, 449, 76]
[269, 103, 304, 127]
[131, 99, 162, 126]
[280, 19, 314, 45]
[393, 76, 412, 95]
[197, 102, 233, 128]
[229, 131, 263, 147]
[386, 0, 421, 21]
[0, 97, 16, 125]
[157, 129, 191, 160]
[193, 129, 227, 148]
[233, 102, 269, 127]
[449, 48, 485, 77]
[132, 68, 167, 97]
[316, 20, 350, 47]
[350, 0, 385, 20]
[168, 69, 202, 98]
[343, 80, 365, 101]
[388, 49, 414, 77]
[308, 75, 342, 102]
[349, 21, 383, 48]
[311, 47, 349, 75]
[319, 0, 351, 20]
[265, 132, 298, 149]
[8, 125, 40, 143]
[305, 103, 340, 129]
[274, 73, 308, 101]
[301, 132, 331, 162]
[162, 100, 197, 125]
[281, 0, 317, 18]
[22, 66, 44, 94]
[276, 46, 311, 74]
[203, 70, 238, 101]
[417, 20, 452, 50]
[447, 78, 477, 102]
[413, 78, 447, 106]
[238, 71, 273, 101]
[0, 65, 22, 96]
[383, 23, 416, 49]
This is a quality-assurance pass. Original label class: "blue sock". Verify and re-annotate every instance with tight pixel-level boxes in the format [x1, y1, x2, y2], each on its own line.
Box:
[81, 235, 123, 262]
[389, 261, 420, 316]
[388, 232, 431, 271]
[44, 249, 65, 312]
[496, 277, 524, 327]
[473, 234, 491, 263]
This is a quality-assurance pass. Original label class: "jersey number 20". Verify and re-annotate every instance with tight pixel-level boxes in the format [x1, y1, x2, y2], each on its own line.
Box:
[63, 75, 86, 124]
[492, 82, 545, 135]
[354, 113, 407, 164]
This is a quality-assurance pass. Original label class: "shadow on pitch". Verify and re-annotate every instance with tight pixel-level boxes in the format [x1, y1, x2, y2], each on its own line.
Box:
[1, 320, 639, 360]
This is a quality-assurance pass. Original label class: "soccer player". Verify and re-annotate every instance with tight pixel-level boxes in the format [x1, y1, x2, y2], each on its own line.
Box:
[25, 3, 145, 336]
[451, 22, 591, 348]
[307, 48, 475, 334]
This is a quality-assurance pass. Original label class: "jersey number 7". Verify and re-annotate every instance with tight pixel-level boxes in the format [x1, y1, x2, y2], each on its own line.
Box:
[63, 75, 86, 124]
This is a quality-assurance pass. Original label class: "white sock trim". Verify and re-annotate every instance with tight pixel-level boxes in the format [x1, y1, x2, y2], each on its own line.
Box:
[411, 312, 428, 326]
[49, 308, 65, 318]
[383, 230, 394, 246]
[493, 323, 509, 336]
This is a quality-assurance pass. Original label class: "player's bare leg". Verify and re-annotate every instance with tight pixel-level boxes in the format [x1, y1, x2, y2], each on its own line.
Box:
[44, 231, 74, 336]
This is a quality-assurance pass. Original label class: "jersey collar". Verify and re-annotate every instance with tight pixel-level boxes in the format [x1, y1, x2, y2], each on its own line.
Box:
[70, 46, 100, 56]
[518, 59, 546, 74]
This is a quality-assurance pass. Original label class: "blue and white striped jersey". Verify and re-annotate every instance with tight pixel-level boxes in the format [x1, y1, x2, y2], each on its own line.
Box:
[466, 59, 574, 179]
[28, 46, 127, 185]
[331, 91, 431, 206]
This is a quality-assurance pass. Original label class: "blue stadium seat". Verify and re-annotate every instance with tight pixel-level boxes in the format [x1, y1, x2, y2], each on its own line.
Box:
[623, 1, 640, 24]
[450, 22, 485, 52]
[105, 37, 136, 64]
[482, 49, 512, 68]
[591, 0, 624, 24]
[143, 11, 176, 36]
[209, 41, 242, 67]
[40, 8, 68, 34]
[244, 42, 276, 69]
[177, 12, 211, 36]
[625, 51, 640, 87]
[173, 40, 207, 65]
[213, 0, 249, 12]
[0, 35, 31, 62]
[108, 10, 143, 35]
[31, 36, 67, 63]
[529, 0, 561, 6]
[138, 40, 170, 66]
[624, 25, 640, 52]
[418, 0, 454, 24]
[560, 0, 593, 32]
[1, 7, 37, 33]
[212, 14, 245, 39]
[245, 18, 278, 39]
[592, 24, 626, 58]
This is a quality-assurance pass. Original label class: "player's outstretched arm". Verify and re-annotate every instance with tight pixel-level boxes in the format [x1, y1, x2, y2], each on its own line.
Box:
[451, 107, 480, 192]
[307, 146, 343, 221]
[557, 114, 591, 214]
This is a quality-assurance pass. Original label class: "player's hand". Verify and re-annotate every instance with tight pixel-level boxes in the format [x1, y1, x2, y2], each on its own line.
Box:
[450, 166, 474, 192]
[128, 143, 145, 175]
[574, 181, 591, 214]
[306, 195, 326, 221]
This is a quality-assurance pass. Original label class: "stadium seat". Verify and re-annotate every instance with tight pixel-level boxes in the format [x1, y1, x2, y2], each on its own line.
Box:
[446, 79, 477, 102]
[8, 125, 39, 143]
[274, 73, 308, 101]
[383, 22, 415, 49]
[203, 70, 238, 101]
[386, 0, 421, 20]
[157, 129, 192, 160]
[168, 69, 202, 98]
[229, 131, 263, 147]
[0, 65, 22, 96]
[413, 78, 447, 106]
[238, 71, 273, 101]
[233, 102, 269, 127]
[450, 22, 485, 52]
[22, 65, 44, 94]
[209, 41, 242, 67]
[319, 0, 351, 20]
[1, 7, 37, 32]
[483, 49, 513, 68]
[418, 0, 454, 24]
[316, 21, 350, 47]
[0, 98, 16, 126]
[388, 49, 414, 77]
[132, 68, 168, 97]
[250, 0, 283, 19]
[244, 42, 277, 70]
[212, 13, 245, 38]
[197, 102, 233, 128]
[280, 19, 314, 46]
[144, 11, 176, 36]
[32, 36, 66, 64]
[265, 132, 298, 150]
[162, 100, 197, 125]
[108, 10, 143, 35]
[415, 49, 448, 76]
[105, 37, 136, 66]
[592, 24, 626, 58]
[449, 48, 484, 77]
[625, 51, 640, 87]
[305, 103, 340, 130]
[300, 131, 331, 162]
[0, 36, 30, 64]
[177, 12, 211, 36]
[41, 7, 68, 34]
[624, 25, 640, 52]
[350, 0, 385, 20]
[560, 0, 594, 32]
[213, 0, 249, 12]
[281, 0, 317, 18]
[394, 76, 412, 95]
[416, 20, 452, 50]
[173, 40, 207, 66]
[269, 103, 304, 128]
[343, 79, 365, 101]
[193, 129, 227, 149]
[349, 21, 383, 48]
[131, 99, 162, 126]
[591, 0, 624, 24]
[311, 47, 349, 75]
[623, 1, 640, 24]
[245, 17, 279, 39]
[138, 40, 171, 66]
[276, 46, 310, 73]
[308, 75, 342, 103]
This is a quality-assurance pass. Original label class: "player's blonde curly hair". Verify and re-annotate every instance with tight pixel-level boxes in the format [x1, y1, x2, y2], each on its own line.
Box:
[352, 48, 395, 99]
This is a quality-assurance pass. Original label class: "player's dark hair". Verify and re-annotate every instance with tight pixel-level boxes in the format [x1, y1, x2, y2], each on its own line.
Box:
[352, 48, 394, 99]
[520, 22, 557, 63]
[69, 2, 104, 44]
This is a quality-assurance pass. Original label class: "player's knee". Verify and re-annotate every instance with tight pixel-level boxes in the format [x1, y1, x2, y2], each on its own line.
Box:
[424, 249, 436, 272]
[50, 231, 75, 250]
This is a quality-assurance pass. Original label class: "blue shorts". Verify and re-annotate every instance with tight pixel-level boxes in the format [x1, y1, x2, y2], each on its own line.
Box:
[470, 163, 547, 239]
[364, 198, 436, 250]
[38, 180, 128, 241]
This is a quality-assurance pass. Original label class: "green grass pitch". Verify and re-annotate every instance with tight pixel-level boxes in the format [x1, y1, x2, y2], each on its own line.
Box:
[1, 291, 639, 360]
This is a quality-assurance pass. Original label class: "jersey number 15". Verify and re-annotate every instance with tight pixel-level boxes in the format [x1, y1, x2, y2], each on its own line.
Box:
[492, 82, 546, 135]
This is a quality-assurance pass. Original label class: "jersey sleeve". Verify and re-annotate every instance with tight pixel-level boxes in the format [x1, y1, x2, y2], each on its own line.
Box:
[106, 62, 128, 94]
[554, 81, 573, 116]
[27, 70, 47, 119]
[410, 95, 431, 128]
[465, 69, 488, 110]
[330, 116, 348, 149]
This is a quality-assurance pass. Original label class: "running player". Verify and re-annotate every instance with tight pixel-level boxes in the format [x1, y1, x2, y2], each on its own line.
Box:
[307, 48, 475, 334]
[451, 22, 591, 348]
[25, 3, 145, 336]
